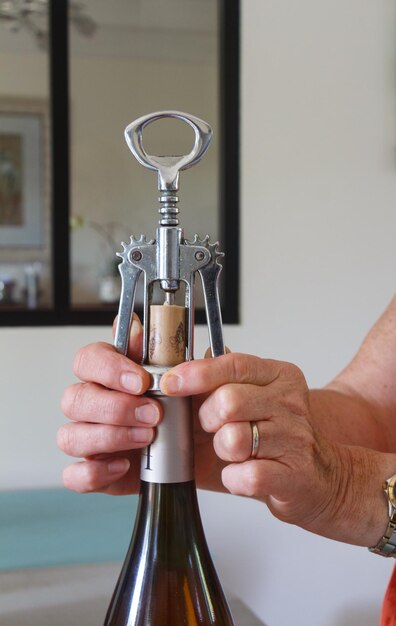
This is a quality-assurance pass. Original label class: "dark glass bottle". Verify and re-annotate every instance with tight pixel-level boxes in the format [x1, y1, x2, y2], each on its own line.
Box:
[104, 397, 234, 626]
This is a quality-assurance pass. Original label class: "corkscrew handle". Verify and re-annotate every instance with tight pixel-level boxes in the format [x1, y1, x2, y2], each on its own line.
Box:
[124, 111, 212, 192]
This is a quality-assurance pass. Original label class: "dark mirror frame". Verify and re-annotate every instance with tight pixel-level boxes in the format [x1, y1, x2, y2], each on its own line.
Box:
[1, 0, 239, 327]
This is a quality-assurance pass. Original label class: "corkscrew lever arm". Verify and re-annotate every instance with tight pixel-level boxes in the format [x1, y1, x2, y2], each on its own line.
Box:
[199, 253, 225, 358]
[114, 261, 141, 356]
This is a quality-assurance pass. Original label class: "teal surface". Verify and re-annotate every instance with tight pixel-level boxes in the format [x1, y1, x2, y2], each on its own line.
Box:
[0, 489, 138, 571]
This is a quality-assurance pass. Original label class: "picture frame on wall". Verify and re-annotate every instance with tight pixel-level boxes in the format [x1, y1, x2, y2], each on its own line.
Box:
[0, 97, 50, 262]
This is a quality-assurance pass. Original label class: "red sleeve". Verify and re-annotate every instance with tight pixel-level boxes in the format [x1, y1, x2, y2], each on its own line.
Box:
[381, 564, 396, 625]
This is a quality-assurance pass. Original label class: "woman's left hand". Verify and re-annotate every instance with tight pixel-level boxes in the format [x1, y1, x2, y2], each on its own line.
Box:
[161, 352, 390, 547]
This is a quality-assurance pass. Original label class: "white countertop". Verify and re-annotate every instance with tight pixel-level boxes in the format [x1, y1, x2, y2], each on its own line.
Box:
[0, 563, 266, 626]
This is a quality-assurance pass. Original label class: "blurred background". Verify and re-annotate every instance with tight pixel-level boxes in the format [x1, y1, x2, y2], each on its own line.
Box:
[1, 0, 396, 625]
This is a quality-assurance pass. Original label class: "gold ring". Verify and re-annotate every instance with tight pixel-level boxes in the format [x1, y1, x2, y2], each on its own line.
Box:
[251, 421, 260, 458]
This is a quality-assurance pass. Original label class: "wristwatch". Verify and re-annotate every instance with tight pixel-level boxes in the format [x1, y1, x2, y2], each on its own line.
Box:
[369, 473, 396, 557]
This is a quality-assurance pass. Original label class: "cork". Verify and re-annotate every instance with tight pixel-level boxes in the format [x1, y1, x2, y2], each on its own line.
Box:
[148, 304, 186, 366]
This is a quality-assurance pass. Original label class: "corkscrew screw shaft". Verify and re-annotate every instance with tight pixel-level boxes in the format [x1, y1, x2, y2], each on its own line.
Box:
[114, 110, 225, 362]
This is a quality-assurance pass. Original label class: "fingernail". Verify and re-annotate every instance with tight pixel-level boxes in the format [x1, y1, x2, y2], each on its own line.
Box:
[135, 404, 159, 425]
[128, 427, 153, 443]
[131, 315, 141, 337]
[121, 372, 142, 393]
[162, 374, 182, 394]
[108, 458, 130, 474]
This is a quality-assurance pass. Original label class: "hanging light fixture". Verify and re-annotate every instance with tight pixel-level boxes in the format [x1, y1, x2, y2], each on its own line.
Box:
[0, 0, 97, 49]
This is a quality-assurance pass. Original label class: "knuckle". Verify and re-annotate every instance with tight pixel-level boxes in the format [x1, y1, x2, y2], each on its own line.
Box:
[73, 342, 118, 388]
[114, 426, 128, 448]
[62, 467, 75, 491]
[298, 425, 316, 452]
[57, 424, 76, 454]
[216, 386, 241, 424]
[63, 462, 99, 494]
[62, 466, 86, 493]
[93, 424, 125, 451]
[226, 353, 252, 383]
[92, 355, 114, 388]
[285, 390, 309, 417]
[82, 465, 100, 493]
[62, 384, 85, 419]
[283, 362, 305, 383]
[66, 383, 131, 424]
[105, 394, 130, 423]
[226, 353, 264, 384]
[220, 423, 246, 461]
[243, 463, 263, 497]
[287, 423, 316, 463]
[73, 346, 89, 378]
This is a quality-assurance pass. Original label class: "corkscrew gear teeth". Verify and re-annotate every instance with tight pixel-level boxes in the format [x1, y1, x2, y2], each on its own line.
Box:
[188, 235, 225, 262]
[117, 235, 155, 265]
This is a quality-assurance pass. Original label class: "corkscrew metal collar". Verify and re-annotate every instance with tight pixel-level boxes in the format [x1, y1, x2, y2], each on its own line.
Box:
[115, 110, 225, 362]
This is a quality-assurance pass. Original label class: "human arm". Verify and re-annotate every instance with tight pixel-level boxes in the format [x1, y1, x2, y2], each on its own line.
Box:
[309, 295, 396, 451]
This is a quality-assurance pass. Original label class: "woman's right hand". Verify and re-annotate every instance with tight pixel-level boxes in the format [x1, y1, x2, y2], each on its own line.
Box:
[57, 316, 163, 495]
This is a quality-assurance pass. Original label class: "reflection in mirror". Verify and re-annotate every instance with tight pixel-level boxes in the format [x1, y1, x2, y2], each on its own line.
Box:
[0, 3, 51, 310]
[69, 0, 220, 310]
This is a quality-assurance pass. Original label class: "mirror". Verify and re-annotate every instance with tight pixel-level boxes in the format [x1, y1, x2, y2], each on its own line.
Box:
[0, 3, 52, 313]
[0, 0, 239, 326]
[69, 0, 220, 312]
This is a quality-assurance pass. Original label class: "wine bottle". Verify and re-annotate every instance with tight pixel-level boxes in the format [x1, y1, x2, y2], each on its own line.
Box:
[104, 305, 234, 625]
[104, 400, 234, 625]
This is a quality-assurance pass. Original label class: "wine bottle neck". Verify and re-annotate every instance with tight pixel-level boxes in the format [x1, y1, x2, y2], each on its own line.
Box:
[140, 395, 194, 484]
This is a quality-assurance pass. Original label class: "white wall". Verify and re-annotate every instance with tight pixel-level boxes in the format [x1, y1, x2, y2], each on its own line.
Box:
[1, 0, 396, 624]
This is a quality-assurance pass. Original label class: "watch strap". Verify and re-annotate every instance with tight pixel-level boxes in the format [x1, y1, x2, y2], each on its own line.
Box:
[369, 490, 396, 557]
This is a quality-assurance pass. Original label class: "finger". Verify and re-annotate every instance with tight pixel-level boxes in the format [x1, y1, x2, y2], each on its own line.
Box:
[212, 422, 252, 462]
[198, 379, 306, 433]
[61, 382, 162, 427]
[63, 456, 138, 495]
[160, 353, 282, 396]
[221, 459, 290, 500]
[112, 313, 143, 363]
[57, 422, 154, 458]
[73, 341, 150, 394]
[198, 383, 272, 432]
[213, 419, 286, 463]
[63, 457, 131, 493]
